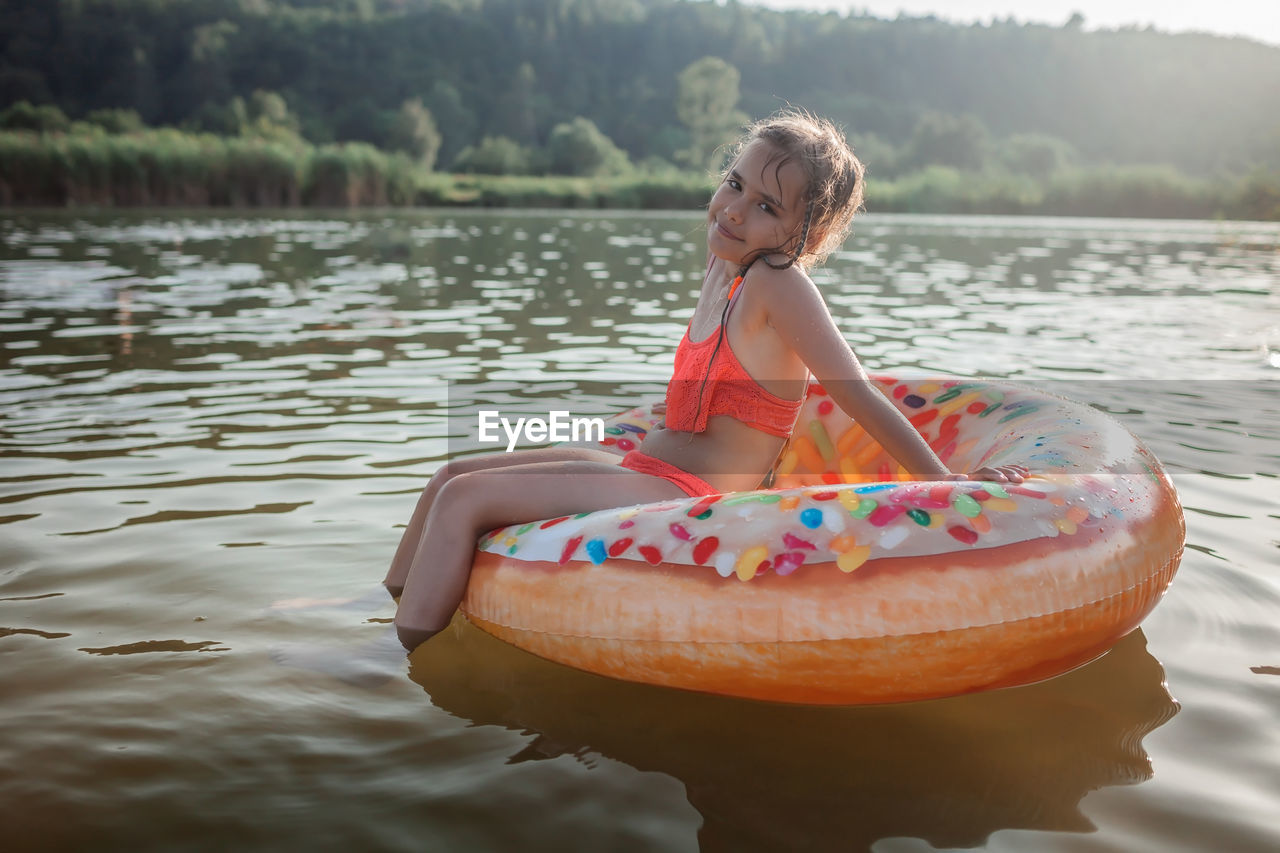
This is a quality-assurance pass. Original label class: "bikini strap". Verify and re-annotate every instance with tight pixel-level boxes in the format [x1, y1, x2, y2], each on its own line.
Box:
[724, 261, 752, 323]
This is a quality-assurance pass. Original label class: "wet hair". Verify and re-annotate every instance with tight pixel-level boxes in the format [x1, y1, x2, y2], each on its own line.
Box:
[723, 107, 865, 272]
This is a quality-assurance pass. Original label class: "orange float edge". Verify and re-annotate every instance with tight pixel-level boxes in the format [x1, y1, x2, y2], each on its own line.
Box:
[460, 479, 1184, 706]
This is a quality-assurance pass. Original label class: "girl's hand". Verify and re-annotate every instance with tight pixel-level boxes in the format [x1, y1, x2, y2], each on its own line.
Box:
[650, 401, 667, 430]
[948, 464, 1029, 484]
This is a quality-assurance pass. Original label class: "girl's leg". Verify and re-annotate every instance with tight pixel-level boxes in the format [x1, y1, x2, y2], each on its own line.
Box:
[384, 446, 621, 594]
[394, 459, 686, 651]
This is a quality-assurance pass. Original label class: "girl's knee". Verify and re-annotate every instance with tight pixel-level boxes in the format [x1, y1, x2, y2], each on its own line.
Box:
[427, 459, 467, 494]
[421, 458, 497, 512]
[426, 464, 449, 491]
[435, 469, 484, 506]
[433, 470, 506, 529]
[431, 453, 499, 486]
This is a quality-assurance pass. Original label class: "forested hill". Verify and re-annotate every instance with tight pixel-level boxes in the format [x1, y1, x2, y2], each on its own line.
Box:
[3, 0, 1278, 178]
[2, 0, 1280, 172]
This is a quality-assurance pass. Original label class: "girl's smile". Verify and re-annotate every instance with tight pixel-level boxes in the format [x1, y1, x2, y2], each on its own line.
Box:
[715, 220, 742, 241]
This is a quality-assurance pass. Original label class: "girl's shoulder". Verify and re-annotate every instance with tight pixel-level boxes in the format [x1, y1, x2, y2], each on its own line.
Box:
[747, 258, 814, 286]
[745, 261, 822, 309]
[747, 264, 840, 343]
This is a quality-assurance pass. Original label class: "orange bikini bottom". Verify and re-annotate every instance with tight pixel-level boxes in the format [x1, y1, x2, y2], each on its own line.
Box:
[618, 450, 719, 498]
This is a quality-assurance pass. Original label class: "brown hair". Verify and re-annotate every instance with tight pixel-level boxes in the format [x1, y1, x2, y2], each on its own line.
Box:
[724, 108, 865, 270]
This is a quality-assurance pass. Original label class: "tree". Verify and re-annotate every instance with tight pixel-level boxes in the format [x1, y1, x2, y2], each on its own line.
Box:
[676, 57, 748, 172]
[903, 112, 991, 172]
[999, 133, 1075, 180]
[0, 101, 70, 133]
[388, 98, 442, 170]
[0, 68, 51, 106]
[425, 81, 477, 168]
[849, 133, 900, 178]
[3, 0, 1278, 183]
[332, 99, 387, 148]
[244, 90, 302, 143]
[85, 108, 146, 134]
[490, 62, 540, 145]
[185, 20, 238, 108]
[453, 136, 533, 175]
[546, 117, 630, 176]
[185, 97, 246, 137]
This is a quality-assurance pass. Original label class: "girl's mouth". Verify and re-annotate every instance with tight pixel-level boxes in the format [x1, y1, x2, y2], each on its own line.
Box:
[715, 221, 743, 241]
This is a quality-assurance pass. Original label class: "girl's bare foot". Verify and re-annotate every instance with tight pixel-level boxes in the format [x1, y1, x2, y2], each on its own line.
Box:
[395, 624, 440, 653]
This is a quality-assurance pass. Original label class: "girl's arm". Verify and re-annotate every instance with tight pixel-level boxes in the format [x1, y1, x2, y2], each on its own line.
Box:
[761, 269, 1026, 483]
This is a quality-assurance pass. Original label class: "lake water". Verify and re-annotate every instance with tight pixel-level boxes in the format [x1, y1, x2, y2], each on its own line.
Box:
[1, 209, 1277, 851]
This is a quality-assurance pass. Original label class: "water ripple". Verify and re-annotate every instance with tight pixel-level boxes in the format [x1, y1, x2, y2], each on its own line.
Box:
[1, 210, 1277, 851]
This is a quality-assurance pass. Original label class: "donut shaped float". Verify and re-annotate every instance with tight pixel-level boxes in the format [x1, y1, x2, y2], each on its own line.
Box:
[461, 376, 1184, 705]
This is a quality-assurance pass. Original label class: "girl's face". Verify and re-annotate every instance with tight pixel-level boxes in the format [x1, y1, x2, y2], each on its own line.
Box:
[707, 140, 807, 267]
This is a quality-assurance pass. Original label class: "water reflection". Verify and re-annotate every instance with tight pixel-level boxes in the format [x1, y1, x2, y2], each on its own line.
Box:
[410, 623, 1177, 851]
[2, 210, 1277, 851]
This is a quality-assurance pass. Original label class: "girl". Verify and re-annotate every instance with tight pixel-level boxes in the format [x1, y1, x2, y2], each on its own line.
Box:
[387, 109, 1026, 652]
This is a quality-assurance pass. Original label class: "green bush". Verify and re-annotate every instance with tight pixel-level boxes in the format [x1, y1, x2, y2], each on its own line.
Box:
[1044, 165, 1210, 218]
[1228, 170, 1280, 221]
[0, 101, 70, 133]
[84, 108, 146, 135]
[869, 166, 1042, 214]
[546, 117, 630, 177]
[452, 136, 534, 175]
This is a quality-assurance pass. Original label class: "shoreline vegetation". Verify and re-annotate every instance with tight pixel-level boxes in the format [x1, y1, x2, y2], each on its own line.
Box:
[4, 126, 1278, 220]
[5, 1, 1279, 221]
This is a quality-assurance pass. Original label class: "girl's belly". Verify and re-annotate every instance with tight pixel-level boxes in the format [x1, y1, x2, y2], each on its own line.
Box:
[637, 416, 788, 493]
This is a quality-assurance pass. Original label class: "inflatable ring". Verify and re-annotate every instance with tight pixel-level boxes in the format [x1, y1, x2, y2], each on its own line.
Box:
[461, 376, 1184, 705]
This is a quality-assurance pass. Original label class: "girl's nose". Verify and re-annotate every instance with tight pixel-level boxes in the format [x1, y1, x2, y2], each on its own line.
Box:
[724, 198, 745, 223]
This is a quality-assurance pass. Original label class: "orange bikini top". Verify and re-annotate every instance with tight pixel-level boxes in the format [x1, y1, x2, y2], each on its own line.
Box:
[663, 273, 805, 438]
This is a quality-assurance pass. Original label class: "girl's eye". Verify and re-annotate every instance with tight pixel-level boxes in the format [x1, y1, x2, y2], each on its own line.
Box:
[727, 178, 742, 191]
[759, 202, 775, 215]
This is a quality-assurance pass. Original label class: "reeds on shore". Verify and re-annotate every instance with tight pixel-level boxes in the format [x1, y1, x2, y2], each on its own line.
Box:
[2, 128, 1277, 221]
